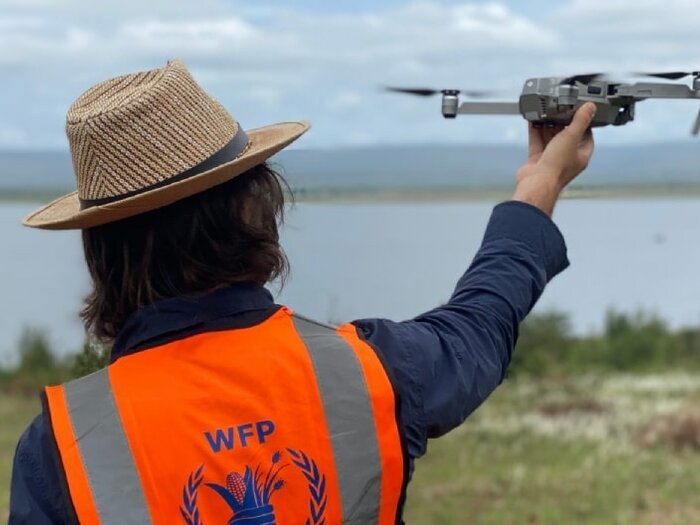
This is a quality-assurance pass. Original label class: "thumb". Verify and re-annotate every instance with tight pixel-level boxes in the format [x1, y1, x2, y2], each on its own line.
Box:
[566, 102, 597, 138]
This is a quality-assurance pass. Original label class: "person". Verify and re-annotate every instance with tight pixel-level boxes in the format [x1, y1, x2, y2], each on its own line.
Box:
[9, 59, 596, 524]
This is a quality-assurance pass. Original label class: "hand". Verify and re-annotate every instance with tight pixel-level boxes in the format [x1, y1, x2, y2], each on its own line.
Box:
[513, 102, 597, 216]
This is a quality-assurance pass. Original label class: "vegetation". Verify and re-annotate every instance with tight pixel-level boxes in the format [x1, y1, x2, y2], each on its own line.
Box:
[0, 394, 38, 521]
[405, 373, 700, 524]
[3, 308, 696, 391]
[512, 310, 700, 377]
[0, 329, 108, 396]
[0, 331, 107, 520]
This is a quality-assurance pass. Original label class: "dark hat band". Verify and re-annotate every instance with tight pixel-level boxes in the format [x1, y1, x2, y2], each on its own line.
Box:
[79, 126, 250, 210]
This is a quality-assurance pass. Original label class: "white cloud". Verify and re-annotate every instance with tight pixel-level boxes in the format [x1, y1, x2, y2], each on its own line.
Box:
[120, 19, 259, 52]
[564, 0, 699, 21]
[554, 0, 700, 54]
[450, 2, 551, 46]
[1, 2, 556, 76]
[0, 18, 96, 66]
[1, 0, 699, 148]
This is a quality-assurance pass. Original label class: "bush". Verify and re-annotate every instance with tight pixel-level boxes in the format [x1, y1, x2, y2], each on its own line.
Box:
[72, 340, 110, 377]
[510, 311, 573, 376]
[3, 308, 700, 396]
[512, 309, 700, 377]
[0, 328, 71, 395]
[17, 329, 56, 373]
[0, 330, 108, 396]
[600, 311, 676, 371]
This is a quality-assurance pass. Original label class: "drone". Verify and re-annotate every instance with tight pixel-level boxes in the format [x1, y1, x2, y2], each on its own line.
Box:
[386, 71, 700, 135]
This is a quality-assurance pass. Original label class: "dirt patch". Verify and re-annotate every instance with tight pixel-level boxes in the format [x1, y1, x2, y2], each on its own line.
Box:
[637, 406, 700, 452]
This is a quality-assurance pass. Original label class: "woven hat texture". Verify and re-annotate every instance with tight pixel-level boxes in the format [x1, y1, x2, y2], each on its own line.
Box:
[23, 59, 309, 230]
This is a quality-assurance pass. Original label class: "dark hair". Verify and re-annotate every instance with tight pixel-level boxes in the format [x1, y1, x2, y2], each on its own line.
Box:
[81, 162, 289, 342]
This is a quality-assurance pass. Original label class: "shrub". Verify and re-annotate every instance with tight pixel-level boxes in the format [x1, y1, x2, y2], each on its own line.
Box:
[0, 330, 108, 396]
[1, 328, 70, 395]
[512, 309, 700, 377]
[510, 311, 573, 377]
[17, 328, 56, 373]
[72, 340, 110, 376]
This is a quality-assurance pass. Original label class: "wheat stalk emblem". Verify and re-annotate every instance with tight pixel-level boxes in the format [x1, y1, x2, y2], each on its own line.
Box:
[179, 449, 328, 524]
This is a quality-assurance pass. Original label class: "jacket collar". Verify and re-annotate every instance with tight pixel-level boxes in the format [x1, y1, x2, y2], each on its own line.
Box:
[111, 284, 276, 363]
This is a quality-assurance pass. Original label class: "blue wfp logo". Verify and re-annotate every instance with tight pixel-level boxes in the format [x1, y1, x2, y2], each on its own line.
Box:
[179, 448, 327, 525]
[203, 420, 276, 453]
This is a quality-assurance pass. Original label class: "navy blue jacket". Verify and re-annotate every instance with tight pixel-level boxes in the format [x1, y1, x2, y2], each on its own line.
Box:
[9, 201, 568, 524]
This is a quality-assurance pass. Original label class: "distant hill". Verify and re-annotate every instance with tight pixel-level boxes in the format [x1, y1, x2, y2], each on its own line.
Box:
[1, 151, 74, 193]
[1, 143, 699, 196]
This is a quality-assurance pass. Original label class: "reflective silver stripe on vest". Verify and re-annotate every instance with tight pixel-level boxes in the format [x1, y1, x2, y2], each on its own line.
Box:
[62, 368, 152, 524]
[292, 315, 382, 523]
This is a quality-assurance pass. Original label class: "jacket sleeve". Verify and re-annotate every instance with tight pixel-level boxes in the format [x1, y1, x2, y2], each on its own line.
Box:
[9, 413, 72, 525]
[353, 201, 569, 460]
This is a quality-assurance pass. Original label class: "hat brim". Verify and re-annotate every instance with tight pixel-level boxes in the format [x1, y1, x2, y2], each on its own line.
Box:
[23, 121, 310, 230]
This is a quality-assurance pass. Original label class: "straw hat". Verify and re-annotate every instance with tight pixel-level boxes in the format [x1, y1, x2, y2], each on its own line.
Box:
[23, 60, 310, 230]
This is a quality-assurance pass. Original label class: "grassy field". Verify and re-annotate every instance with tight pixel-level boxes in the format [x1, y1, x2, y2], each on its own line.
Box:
[0, 393, 39, 523]
[3, 374, 700, 523]
[405, 374, 700, 524]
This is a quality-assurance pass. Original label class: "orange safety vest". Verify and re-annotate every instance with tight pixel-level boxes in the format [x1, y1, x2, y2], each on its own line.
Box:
[43, 308, 407, 524]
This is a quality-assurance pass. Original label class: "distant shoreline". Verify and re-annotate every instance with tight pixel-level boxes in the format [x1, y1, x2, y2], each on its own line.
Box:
[4, 185, 700, 205]
[293, 185, 700, 203]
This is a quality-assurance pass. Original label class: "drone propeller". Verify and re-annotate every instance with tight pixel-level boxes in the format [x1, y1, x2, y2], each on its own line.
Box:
[635, 71, 700, 80]
[383, 87, 496, 98]
[560, 73, 604, 85]
[384, 87, 440, 97]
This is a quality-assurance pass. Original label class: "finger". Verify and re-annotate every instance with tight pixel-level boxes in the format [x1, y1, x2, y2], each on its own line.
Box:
[578, 128, 595, 156]
[528, 122, 544, 157]
[579, 127, 594, 145]
[543, 124, 565, 145]
[566, 102, 597, 138]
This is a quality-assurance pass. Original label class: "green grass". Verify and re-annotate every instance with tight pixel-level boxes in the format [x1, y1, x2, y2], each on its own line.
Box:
[3, 375, 700, 523]
[403, 374, 700, 524]
[0, 393, 40, 523]
[405, 420, 700, 524]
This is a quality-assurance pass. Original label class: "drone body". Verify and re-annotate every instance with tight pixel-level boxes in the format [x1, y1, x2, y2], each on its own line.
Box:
[388, 72, 700, 135]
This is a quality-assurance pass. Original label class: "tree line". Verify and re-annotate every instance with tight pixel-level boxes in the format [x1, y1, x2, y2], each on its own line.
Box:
[3, 309, 700, 394]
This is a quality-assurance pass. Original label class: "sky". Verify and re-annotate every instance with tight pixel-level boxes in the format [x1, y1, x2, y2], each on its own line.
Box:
[2, 0, 700, 150]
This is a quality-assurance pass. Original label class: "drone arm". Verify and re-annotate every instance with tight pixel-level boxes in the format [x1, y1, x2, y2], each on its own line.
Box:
[613, 82, 699, 99]
[456, 102, 521, 115]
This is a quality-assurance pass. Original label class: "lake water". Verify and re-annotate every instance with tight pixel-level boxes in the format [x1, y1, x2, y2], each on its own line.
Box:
[2, 198, 700, 364]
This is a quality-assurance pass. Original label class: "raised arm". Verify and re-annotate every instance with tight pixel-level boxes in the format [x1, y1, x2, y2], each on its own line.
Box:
[353, 103, 597, 460]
